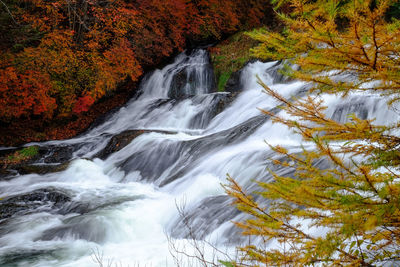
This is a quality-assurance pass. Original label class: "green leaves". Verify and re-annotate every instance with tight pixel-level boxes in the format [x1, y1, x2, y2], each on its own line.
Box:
[218, 260, 235, 267]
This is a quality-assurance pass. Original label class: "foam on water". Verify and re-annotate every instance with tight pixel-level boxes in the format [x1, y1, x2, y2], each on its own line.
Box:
[0, 50, 396, 266]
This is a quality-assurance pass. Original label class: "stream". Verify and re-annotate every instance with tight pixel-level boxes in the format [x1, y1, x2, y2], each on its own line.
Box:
[0, 49, 398, 266]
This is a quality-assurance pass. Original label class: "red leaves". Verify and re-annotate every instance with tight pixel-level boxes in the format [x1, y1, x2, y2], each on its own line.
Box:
[73, 95, 95, 114]
[0, 67, 56, 120]
[1, 0, 269, 123]
[94, 38, 142, 98]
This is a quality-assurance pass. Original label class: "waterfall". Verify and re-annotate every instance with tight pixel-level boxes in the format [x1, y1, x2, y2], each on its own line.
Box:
[0, 49, 398, 266]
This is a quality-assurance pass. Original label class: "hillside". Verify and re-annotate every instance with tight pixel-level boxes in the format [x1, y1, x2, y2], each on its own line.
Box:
[0, 0, 274, 145]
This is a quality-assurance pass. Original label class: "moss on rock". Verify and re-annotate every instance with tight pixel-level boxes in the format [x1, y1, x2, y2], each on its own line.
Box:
[3, 146, 39, 166]
[209, 32, 259, 92]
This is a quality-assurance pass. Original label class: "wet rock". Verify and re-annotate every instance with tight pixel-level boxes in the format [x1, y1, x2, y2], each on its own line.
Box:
[39, 146, 75, 164]
[214, 92, 239, 114]
[170, 195, 240, 240]
[40, 215, 108, 243]
[149, 98, 175, 109]
[95, 130, 148, 160]
[1, 145, 76, 167]
[170, 156, 331, 244]
[15, 161, 70, 175]
[58, 201, 91, 215]
[120, 112, 270, 186]
[41, 195, 144, 243]
[1, 145, 77, 179]
[188, 93, 236, 128]
[0, 146, 42, 169]
[224, 69, 243, 93]
[120, 141, 186, 182]
[0, 249, 58, 266]
[224, 59, 257, 93]
[331, 101, 369, 122]
[59, 195, 143, 215]
[0, 169, 18, 180]
[95, 129, 177, 160]
[0, 188, 71, 220]
[169, 69, 191, 99]
[159, 112, 274, 186]
[168, 51, 215, 99]
[224, 60, 295, 94]
[117, 95, 246, 181]
[267, 60, 298, 84]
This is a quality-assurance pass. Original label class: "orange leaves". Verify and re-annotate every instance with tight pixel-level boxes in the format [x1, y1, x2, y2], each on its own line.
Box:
[73, 95, 95, 114]
[103, 39, 142, 82]
[195, 0, 239, 37]
[94, 38, 142, 98]
[1, 0, 270, 122]
[0, 67, 56, 120]
[18, 0, 65, 31]
[129, 0, 194, 64]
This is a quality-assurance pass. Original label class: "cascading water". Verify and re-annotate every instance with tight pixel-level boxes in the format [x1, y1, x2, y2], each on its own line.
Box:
[0, 49, 398, 266]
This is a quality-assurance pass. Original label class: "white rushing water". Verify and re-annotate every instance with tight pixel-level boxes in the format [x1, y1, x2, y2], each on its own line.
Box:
[0, 50, 399, 266]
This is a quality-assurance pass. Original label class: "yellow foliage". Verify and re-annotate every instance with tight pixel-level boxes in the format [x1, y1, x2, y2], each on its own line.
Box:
[224, 0, 400, 266]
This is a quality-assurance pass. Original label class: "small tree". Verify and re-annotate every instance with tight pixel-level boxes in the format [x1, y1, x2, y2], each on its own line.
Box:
[224, 0, 400, 266]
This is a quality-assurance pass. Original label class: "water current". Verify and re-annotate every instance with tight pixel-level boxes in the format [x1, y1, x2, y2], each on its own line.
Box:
[0, 49, 398, 266]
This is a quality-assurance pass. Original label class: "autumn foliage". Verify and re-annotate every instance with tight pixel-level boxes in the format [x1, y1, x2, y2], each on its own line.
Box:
[223, 0, 400, 266]
[0, 66, 56, 120]
[0, 0, 270, 125]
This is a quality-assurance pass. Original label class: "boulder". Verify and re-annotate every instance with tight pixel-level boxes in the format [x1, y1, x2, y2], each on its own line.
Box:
[95, 129, 176, 160]
[0, 188, 71, 220]
[224, 69, 243, 93]
[15, 161, 70, 175]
